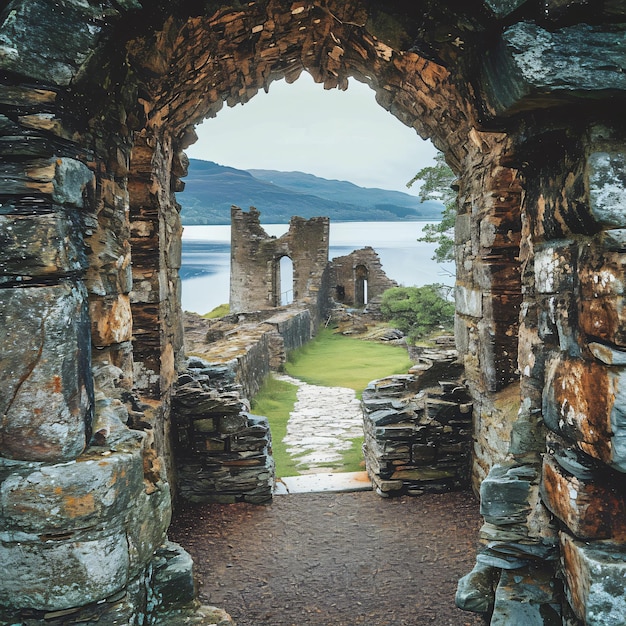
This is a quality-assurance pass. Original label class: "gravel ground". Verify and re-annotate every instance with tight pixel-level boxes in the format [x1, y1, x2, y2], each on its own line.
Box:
[169, 490, 486, 626]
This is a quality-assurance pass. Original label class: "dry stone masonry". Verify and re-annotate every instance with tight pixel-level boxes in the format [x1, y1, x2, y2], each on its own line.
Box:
[0, 0, 626, 624]
[362, 344, 473, 496]
[330, 246, 398, 307]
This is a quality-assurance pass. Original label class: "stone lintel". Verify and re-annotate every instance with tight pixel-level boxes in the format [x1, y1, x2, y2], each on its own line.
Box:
[480, 22, 626, 118]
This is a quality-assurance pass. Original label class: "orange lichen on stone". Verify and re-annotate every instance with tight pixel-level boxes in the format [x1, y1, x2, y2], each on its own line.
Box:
[541, 454, 626, 541]
[63, 493, 96, 518]
[550, 358, 613, 463]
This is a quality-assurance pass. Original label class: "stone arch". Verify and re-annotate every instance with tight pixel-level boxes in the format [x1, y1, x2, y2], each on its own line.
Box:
[2, 1, 626, 624]
[276, 254, 294, 306]
[354, 263, 369, 306]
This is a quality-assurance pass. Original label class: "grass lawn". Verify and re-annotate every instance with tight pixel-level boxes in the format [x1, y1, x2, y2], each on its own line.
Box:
[250, 376, 302, 476]
[202, 303, 229, 318]
[252, 326, 412, 477]
[285, 327, 413, 397]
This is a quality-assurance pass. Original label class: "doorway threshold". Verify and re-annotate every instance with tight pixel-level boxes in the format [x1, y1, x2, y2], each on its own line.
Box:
[274, 471, 372, 495]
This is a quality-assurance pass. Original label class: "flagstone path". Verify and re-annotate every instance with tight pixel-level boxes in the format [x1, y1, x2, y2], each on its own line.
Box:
[275, 374, 364, 473]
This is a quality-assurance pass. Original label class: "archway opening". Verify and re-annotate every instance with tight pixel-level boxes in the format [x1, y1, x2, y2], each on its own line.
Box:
[355, 264, 369, 307]
[278, 255, 294, 306]
[178, 72, 445, 317]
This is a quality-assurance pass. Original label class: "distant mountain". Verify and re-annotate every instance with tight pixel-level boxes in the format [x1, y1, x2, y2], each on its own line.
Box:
[178, 159, 443, 225]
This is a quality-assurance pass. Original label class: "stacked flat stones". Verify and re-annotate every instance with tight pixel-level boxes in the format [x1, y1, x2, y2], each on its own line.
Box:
[173, 358, 275, 504]
[362, 350, 472, 497]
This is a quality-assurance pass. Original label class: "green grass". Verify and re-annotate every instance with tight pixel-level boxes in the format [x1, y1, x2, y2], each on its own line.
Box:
[252, 327, 412, 477]
[285, 327, 413, 398]
[250, 376, 303, 477]
[340, 436, 365, 473]
[202, 303, 229, 319]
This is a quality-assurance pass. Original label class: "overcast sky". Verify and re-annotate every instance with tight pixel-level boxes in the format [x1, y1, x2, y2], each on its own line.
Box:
[186, 72, 437, 196]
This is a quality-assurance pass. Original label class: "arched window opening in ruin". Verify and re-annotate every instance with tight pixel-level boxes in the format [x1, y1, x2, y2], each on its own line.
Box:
[279, 255, 294, 306]
[177, 72, 445, 318]
[355, 264, 369, 307]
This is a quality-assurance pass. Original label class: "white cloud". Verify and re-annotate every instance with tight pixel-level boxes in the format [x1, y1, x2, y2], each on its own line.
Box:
[186, 72, 437, 196]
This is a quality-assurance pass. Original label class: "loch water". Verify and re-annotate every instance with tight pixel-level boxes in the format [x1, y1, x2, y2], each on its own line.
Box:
[180, 221, 454, 315]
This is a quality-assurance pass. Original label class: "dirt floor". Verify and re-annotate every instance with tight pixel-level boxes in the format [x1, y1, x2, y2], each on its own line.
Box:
[169, 490, 486, 626]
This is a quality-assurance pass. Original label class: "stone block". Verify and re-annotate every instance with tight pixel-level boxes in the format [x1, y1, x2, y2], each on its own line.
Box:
[482, 0, 528, 18]
[579, 249, 626, 299]
[126, 481, 171, 578]
[0, 282, 92, 461]
[455, 213, 471, 244]
[52, 158, 94, 207]
[480, 22, 626, 117]
[90, 294, 133, 346]
[0, 528, 130, 611]
[579, 295, 626, 346]
[455, 561, 498, 613]
[589, 342, 626, 366]
[480, 463, 536, 525]
[0, 213, 87, 280]
[490, 566, 561, 625]
[588, 151, 626, 228]
[561, 533, 626, 625]
[152, 542, 196, 610]
[599, 228, 626, 251]
[455, 284, 482, 317]
[543, 355, 626, 472]
[219, 412, 248, 433]
[534, 242, 576, 294]
[0, 0, 112, 85]
[0, 434, 145, 534]
[541, 452, 626, 540]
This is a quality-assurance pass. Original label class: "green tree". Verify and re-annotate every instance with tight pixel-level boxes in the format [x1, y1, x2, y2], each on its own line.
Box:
[380, 284, 454, 343]
[408, 152, 457, 263]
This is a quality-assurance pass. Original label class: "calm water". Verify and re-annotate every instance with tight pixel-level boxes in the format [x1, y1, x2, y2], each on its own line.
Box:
[181, 221, 454, 314]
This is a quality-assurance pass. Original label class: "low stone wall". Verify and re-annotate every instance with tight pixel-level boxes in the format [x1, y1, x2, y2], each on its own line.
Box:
[362, 346, 472, 497]
[173, 308, 312, 503]
[172, 358, 274, 504]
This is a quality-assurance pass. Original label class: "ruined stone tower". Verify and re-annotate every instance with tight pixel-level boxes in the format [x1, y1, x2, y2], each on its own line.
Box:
[0, 1, 625, 624]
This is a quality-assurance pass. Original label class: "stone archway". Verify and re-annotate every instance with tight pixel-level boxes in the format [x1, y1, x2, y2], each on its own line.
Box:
[354, 263, 369, 306]
[1, 1, 626, 624]
[276, 255, 294, 306]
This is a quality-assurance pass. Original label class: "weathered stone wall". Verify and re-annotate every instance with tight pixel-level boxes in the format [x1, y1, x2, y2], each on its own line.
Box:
[330, 246, 398, 306]
[1, 0, 626, 623]
[173, 361, 275, 504]
[184, 308, 312, 399]
[176, 308, 312, 503]
[230, 206, 331, 320]
[362, 346, 472, 497]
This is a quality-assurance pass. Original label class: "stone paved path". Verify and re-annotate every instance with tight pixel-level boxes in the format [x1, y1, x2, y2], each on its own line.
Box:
[276, 374, 364, 473]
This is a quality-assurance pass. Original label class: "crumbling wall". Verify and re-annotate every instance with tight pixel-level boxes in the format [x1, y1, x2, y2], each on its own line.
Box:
[229, 206, 330, 321]
[362, 347, 472, 497]
[330, 246, 397, 306]
[176, 308, 312, 503]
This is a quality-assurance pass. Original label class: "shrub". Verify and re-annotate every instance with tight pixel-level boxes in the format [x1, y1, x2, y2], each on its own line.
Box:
[380, 284, 454, 343]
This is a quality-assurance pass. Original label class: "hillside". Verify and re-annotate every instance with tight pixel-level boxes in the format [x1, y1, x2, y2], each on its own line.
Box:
[178, 159, 443, 224]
